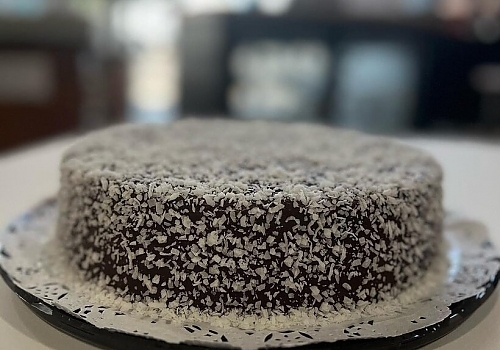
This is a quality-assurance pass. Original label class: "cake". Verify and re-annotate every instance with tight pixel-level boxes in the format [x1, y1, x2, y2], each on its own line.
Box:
[57, 119, 443, 315]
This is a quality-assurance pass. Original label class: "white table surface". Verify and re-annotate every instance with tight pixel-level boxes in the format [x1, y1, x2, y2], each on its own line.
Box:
[0, 134, 499, 350]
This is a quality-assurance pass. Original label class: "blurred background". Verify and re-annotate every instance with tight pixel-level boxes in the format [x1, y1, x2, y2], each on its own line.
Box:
[0, 0, 499, 152]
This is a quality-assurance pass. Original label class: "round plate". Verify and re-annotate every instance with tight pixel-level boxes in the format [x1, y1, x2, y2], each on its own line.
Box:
[0, 199, 499, 350]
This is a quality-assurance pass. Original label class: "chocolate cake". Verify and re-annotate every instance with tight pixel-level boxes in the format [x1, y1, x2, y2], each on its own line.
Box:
[57, 119, 443, 315]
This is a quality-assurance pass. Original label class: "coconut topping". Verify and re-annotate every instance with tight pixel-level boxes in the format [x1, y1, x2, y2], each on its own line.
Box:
[57, 119, 443, 315]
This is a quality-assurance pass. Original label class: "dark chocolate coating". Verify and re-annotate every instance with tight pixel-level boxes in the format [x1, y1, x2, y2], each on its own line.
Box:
[57, 120, 443, 314]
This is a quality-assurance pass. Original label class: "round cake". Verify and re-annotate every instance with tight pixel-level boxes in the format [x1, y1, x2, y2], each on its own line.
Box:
[57, 119, 443, 315]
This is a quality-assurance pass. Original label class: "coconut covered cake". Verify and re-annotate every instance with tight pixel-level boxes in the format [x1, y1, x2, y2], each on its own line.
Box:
[56, 119, 443, 316]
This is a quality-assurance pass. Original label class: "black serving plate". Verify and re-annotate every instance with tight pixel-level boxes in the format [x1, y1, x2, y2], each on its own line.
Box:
[1, 273, 496, 350]
[0, 200, 499, 350]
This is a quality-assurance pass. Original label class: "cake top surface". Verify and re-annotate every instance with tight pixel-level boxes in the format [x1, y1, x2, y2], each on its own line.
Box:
[62, 119, 441, 197]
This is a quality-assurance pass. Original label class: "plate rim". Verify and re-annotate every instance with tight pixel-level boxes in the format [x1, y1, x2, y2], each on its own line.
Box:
[0, 199, 499, 350]
[1, 265, 497, 350]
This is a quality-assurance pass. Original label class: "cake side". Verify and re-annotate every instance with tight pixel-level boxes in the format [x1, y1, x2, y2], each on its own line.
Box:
[57, 120, 443, 314]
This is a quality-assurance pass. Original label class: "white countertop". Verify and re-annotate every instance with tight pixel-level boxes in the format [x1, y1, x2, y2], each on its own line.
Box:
[0, 135, 499, 350]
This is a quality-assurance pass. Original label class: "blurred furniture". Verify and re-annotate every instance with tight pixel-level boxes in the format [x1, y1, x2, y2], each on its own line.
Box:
[181, 12, 500, 133]
[0, 15, 88, 151]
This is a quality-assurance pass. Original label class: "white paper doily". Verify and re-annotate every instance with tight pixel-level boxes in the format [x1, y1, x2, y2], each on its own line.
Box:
[0, 199, 498, 350]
